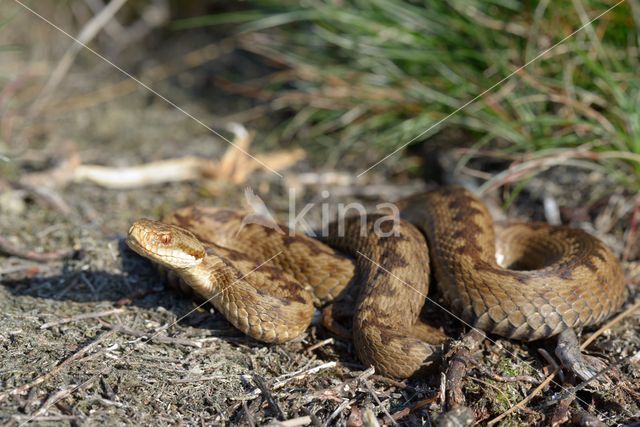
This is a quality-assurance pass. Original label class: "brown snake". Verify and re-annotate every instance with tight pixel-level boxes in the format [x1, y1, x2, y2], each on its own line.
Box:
[126, 187, 627, 378]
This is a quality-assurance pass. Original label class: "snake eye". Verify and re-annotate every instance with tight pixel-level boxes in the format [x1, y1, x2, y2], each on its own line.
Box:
[159, 234, 172, 245]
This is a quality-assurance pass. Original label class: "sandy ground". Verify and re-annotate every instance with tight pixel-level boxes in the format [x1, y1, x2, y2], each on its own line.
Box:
[1, 4, 639, 426]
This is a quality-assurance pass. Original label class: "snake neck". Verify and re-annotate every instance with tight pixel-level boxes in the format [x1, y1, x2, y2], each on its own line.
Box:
[183, 258, 235, 303]
[173, 252, 315, 343]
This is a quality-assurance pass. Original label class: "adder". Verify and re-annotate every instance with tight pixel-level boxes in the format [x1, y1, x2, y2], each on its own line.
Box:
[126, 187, 627, 379]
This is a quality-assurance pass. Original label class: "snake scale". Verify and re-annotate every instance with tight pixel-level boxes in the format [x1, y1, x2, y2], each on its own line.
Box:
[126, 187, 627, 378]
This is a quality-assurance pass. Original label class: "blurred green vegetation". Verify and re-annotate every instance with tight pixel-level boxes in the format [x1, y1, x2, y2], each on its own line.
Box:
[177, 0, 640, 187]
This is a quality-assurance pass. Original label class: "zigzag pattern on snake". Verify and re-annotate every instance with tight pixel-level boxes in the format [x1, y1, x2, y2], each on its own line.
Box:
[126, 187, 627, 378]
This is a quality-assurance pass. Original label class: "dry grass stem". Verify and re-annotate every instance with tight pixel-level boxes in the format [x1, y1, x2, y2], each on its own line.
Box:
[40, 308, 125, 329]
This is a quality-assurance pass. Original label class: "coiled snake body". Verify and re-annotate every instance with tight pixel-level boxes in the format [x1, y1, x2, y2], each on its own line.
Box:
[127, 187, 626, 378]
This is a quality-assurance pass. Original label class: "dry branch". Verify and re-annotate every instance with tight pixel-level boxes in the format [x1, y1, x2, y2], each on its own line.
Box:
[0, 235, 71, 262]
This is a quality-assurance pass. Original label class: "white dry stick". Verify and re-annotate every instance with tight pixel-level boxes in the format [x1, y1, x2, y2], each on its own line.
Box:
[28, 0, 129, 116]
[71, 149, 305, 189]
[268, 416, 312, 427]
[19, 123, 304, 189]
[73, 157, 207, 189]
[543, 194, 561, 225]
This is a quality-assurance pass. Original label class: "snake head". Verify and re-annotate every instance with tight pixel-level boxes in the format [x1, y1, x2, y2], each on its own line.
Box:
[127, 219, 206, 270]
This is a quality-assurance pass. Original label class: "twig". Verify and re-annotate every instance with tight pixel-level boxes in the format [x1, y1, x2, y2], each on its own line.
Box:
[581, 299, 640, 349]
[305, 338, 334, 353]
[253, 374, 285, 420]
[0, 263, 51, 278]
[17, 180, 73, 214]
[75, 124, 304, 188]
[40, 308, 125, 329]
[0, 330, 115, 402]
[475, 145, 640, 195]
[101, 322, 202, 348]
[363, 380, 398, 426]
[0, 235, 71, 262]
[74, 157, 209, 188]
[390, 394, 438, 421]
[445, 329, 485, 409]
[83, 0, 126, 40]
[10, 415, 83, 422]
[537, 348, 564, 382]
[324, 399, 355, 427]
[268, 416, 312, 427]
